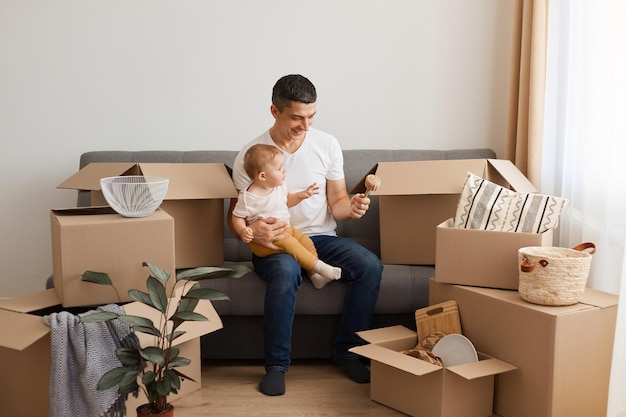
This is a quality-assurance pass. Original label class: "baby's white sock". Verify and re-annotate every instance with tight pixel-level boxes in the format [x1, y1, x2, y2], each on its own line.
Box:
[309, 261, 342, 289]
[309, 273, 331, 289]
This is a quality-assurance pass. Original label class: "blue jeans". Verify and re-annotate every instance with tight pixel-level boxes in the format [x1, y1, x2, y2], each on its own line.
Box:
[253, 235, 383, 372]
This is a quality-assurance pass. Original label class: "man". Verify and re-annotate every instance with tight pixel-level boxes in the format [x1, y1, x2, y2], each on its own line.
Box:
[229, 74, 382, 396]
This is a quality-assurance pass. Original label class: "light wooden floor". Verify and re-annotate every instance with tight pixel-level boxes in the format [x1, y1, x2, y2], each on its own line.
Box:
[170, 359, 407, 416]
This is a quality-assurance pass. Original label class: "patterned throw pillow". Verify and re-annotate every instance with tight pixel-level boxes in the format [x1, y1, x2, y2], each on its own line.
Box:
[454, 172, 568, 233]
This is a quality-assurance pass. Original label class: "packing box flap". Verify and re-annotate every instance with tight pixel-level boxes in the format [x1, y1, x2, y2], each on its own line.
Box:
[485, 159, 537, 193]
[447, 357, 517, 380]
[370, 160, 486, 195]
[352, 159, 536, 196]
[139, 163, 237, 200]
[0, 289, 62, 351]
[350, 343, 441, 377]
[0, 288, 61, 314]
[356, 325, 417, 344]
[58, 163, 138, 190]
[58, 162, 237, 200]
[0, 309, 51, 351]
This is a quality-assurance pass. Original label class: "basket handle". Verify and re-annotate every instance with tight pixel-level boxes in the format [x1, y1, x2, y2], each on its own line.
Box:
[520, 242, 596, 273]
[572, 242, 596, 254]
[520, 256, 549, 272]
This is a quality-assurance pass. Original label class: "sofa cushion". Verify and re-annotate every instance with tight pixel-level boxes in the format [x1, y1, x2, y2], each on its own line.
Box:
[204, 263, 432, 316]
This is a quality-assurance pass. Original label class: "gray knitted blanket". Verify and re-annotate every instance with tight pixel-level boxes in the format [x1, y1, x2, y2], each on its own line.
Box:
[44, 304, 141, 417]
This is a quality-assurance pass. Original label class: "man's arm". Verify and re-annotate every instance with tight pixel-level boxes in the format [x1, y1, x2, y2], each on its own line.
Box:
[227, 197, 288, 250]
[326, 178, 370, 221]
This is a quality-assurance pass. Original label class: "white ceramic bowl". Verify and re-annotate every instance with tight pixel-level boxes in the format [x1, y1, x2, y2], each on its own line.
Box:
[100, 176, 169, 218]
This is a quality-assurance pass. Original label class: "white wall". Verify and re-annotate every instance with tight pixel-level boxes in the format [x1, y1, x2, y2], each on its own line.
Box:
[0, 0, 515, 298]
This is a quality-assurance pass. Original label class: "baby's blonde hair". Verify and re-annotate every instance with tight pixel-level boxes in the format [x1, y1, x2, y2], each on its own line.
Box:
[243, 144, 282, 180]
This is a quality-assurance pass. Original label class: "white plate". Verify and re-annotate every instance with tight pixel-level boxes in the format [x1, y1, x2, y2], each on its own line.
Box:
[431, 333, 478, 367]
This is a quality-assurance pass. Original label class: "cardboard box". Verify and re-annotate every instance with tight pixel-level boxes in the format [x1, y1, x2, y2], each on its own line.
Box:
[353, 159, 537, 265]
[350, 325, 516, 417]
[429, 279, 618, 417]
[51, 207, 176, 307]
[434, 218, 554, 289]
[58, 162, 238, 268]
[0, 288, 222, 417]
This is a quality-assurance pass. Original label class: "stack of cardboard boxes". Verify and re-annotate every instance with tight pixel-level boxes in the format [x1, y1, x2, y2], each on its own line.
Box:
[351, 159, 619, 417]
[0, 162, 238, 417]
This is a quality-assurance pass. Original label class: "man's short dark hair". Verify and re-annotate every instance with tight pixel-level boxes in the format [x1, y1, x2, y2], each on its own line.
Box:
[272, 74, 317, 111]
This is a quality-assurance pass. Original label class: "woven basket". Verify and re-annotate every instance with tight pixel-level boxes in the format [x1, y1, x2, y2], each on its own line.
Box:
[518, 242, 596, 306]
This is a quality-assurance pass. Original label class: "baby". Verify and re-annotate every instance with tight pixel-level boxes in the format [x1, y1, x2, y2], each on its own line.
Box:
[231, 144, 342, 289]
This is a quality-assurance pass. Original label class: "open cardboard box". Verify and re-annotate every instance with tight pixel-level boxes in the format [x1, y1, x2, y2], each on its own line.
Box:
[352, 159, 537, 265]
[58, 162, 238, 268]
[50, 207, 176, 307]
[429, 279, 619, 417]
[434, 218, 554, 289]
[350, 325, 516, 417]
[0, 287, 222, 417]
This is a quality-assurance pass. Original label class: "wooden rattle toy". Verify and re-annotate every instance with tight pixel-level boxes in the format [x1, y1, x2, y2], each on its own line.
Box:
[364, 174, 381, 197]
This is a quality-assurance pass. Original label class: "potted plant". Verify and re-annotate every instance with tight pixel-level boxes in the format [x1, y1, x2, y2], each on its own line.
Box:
[79, 261, 249, 417]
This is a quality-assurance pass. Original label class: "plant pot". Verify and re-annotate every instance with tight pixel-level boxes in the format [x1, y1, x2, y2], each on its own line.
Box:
[136, 403, 174, 417]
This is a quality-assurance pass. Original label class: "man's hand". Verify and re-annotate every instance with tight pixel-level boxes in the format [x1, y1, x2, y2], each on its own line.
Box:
[349, 193, 370, 219]
[249, 217, 289, 250]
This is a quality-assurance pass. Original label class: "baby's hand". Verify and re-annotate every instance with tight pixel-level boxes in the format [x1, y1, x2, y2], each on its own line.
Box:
[300, 183, 319, 200]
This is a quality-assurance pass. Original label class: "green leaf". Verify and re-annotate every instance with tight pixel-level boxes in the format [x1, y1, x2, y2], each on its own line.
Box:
[78, 311, 119, 323]
[143, 261, 170, 284]
[81, 270, 113, 286]
[166, 346, 180, 360]
[115, 347, 141, 366]
[97, 367, 129, 390]
[176, 264, 250, 282]
[117, 314, 156, 329]
[147, 276, 168, 314]
[169, 356, 191, 368]
[142, 370, 156, 385]
[130, 325, 162, 338]
[171, 311, 208, 322]
[128, 289, 154, 308]
[144, 379, 157, 403]
[164, 368, 181, 390]
[141, 346, 165, 366]
[167, 330, 186, 343]
[118, 378, 140, 395]
[156, 378, 171, 396]
[172, 368, 196, 383]
[184, 287, 230, 301]
[119, 370, 140, 391]
[177, 297, 199, 313]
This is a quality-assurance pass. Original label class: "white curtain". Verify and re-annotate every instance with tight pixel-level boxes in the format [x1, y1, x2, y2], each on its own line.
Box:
[542, 0, 626, 415]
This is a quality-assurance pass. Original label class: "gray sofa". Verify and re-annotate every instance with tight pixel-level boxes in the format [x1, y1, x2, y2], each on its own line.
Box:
[71, 148, 496, 360]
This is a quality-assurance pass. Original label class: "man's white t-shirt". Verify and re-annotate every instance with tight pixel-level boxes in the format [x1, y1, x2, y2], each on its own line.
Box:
[232, 128, 345, 236]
